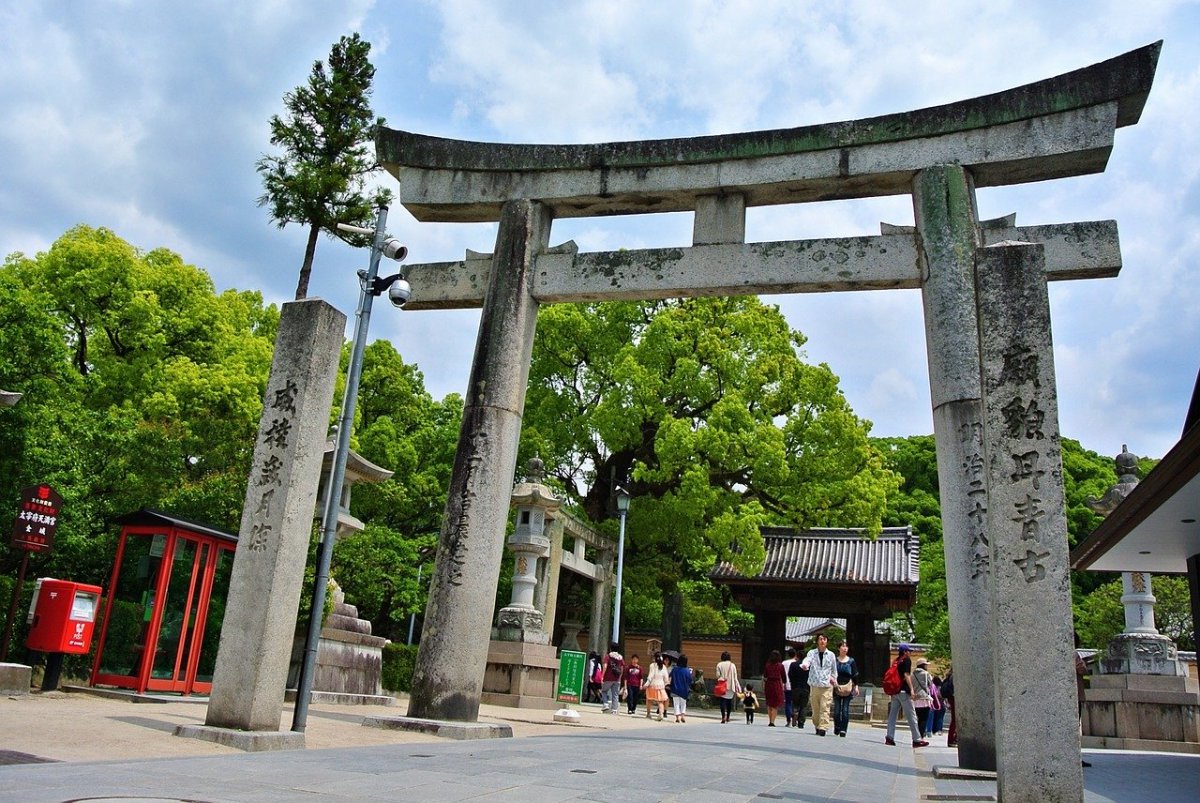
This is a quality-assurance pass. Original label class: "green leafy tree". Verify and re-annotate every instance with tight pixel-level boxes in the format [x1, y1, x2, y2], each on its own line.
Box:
[0, 227, 277, 586]
[257, 33, 391, 299]
[324, 340, 461, 640]
[332, 523, 438, 643]
[522, 297, 900, 636]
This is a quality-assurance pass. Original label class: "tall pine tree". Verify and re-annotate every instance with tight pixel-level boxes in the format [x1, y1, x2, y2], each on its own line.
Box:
[257, 34, 391, 299]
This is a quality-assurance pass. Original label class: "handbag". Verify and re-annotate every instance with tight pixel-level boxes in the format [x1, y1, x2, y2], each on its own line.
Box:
[835, 680, 854, 697]
[714, 678, 728, 696]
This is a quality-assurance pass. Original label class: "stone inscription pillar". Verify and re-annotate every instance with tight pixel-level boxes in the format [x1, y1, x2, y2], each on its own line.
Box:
[206, 299, 345, 731]
[913, 165, 995, 770]
[976, 243, 1082, 802]
[407, 199, 551, 722]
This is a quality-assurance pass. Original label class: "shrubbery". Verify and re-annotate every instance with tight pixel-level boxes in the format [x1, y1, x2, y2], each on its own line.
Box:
[382, 643, 418, 692]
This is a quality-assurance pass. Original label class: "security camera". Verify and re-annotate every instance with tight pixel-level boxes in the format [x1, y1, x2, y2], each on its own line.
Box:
[387, 278, 413, 308]
[381, 238, 408, 261]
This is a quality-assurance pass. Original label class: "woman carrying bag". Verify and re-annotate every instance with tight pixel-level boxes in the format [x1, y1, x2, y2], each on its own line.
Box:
[831, 640, 859, 737]
[912, 657, 935, 738]
[714, 651, 741, 724]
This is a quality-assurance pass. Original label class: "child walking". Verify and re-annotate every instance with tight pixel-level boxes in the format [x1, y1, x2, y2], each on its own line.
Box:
[743, 684, 759, 724]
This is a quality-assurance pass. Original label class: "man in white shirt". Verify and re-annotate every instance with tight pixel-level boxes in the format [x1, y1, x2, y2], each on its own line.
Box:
[781, 647, 797, 726]
[800, 634, 837, 736]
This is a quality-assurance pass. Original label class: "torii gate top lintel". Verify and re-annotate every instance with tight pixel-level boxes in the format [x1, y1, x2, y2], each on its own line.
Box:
[379, 42, 1159, 224]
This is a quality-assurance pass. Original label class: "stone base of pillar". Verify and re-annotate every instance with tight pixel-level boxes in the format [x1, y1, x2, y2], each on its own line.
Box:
[481, 639, 560, 709]
[1099, 632, 1185, 676]
[1083, 673, 1200, 751]
[493, 607, 550, 645]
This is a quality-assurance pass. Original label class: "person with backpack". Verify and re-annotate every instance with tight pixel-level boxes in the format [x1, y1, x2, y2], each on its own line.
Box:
[600, 643, 624, 714]
[884, 643, 927, 748]
[742, 683, 759, 724]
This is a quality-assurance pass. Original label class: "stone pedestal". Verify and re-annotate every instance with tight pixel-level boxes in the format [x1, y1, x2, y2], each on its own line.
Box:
[1101, 632, 1186, 677]
[480, 640, 560, 710]
[287, 590, 392, 705]
[493, 606, 549, 645]
[1083, 673, 1200, 754]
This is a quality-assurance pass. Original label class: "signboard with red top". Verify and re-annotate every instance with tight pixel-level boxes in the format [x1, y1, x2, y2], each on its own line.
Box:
[10, 484, 62, 553]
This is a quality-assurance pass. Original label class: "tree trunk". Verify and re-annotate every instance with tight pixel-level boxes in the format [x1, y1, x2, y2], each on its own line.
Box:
[295, 223, 321, 299]
[661, 587, 683, 651]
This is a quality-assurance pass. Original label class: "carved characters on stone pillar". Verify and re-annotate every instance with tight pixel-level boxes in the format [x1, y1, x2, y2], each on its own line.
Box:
[997, 346, 1052, 585]
[247, 378, 298, 552]
[443, 429, 488, 587]
[960, 420, 990, 580]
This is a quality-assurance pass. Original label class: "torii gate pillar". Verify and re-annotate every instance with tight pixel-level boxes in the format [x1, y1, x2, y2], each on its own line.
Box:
[407, 199, 551, 722]
[914, 165, 997, 770]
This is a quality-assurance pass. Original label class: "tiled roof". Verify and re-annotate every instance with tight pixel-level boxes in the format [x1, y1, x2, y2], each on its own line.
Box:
[786, 617, 847, 640]
[710, 526, 918, 587]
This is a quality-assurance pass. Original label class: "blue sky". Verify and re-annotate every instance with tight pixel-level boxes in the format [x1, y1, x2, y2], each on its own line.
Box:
[2, 1, 1197, 460]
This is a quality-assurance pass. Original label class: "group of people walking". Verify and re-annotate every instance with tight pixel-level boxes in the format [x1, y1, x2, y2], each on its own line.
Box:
[709, 635, 861, 735]
[588, 637, 956, 750]
[587, 644, 695, 722]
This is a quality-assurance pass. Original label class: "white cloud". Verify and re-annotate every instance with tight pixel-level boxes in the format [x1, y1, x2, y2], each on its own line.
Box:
[0, 0, 1196, 460]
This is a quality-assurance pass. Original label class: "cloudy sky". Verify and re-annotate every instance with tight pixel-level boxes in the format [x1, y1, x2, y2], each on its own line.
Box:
[2, 1, 1197, 460]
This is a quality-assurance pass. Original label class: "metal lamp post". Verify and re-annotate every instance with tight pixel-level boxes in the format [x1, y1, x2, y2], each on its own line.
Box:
[291, 205, 409, 732]
[611, 486, 631, 644]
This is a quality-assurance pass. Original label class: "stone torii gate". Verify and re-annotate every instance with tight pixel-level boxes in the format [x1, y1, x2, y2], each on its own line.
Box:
[379, 43, 1159, 801]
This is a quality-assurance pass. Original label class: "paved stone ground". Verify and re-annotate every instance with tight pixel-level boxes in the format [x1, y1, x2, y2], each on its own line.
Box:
[0, 690, 1195, 801]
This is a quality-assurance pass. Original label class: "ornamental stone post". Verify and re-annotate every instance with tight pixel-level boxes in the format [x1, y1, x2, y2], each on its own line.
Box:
[495, 458, 559, 643]
[1087, 447, 1185, 676]
[976, 242, 1082, 802]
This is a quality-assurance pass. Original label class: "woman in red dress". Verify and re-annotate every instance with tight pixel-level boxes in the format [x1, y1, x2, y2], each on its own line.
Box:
[763, 649, 786, 726]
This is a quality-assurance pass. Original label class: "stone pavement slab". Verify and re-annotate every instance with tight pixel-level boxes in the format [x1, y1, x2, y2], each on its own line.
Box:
[1, 692, 1198, 801]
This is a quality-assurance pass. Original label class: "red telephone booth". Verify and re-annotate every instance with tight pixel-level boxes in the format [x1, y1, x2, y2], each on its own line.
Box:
[90, 509, 237, 695]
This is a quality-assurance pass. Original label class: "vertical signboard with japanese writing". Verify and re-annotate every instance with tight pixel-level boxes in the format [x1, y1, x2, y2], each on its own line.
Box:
[10, 485, 62, 553]
[556, 649, 586, 704]
[975, 243, 1082, 802]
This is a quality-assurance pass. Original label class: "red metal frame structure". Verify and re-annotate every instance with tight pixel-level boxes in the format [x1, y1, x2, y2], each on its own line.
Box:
[90, 509, 237, 695]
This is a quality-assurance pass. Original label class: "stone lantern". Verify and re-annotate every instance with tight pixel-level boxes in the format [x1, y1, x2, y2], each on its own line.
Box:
[494, 458, 559, 644]
[1087, 445, 1185, 676]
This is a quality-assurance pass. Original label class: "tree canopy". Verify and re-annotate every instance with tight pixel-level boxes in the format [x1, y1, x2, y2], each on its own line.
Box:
[0, 226, 279, 583]
[257, 33, 391, 299]
[521, 296, 901, 631]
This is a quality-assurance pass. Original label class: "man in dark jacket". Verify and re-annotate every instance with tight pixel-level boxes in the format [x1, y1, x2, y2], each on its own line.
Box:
[788, 651, 810, 728]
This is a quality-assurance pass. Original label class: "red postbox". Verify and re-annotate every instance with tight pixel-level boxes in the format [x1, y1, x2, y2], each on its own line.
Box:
[26, 578, 103, 654]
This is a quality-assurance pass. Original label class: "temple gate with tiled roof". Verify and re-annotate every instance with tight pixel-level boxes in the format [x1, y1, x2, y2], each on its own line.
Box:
[712, 526, 918, 684]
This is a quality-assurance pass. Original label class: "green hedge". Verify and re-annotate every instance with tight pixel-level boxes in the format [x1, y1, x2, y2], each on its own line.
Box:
[382, 643, 418, 693]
